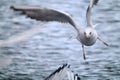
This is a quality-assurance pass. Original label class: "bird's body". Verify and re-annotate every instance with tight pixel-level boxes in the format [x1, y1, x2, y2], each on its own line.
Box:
[76, 25, 99, 59]
[77, 27, 98, 46]
[10, 0, 108, 60]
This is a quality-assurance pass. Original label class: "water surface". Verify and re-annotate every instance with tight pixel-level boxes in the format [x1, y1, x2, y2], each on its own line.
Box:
[0, 0, 120, 80]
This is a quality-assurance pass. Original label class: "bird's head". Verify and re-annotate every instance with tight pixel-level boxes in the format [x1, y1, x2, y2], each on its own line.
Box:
[84, 28, 93, 38]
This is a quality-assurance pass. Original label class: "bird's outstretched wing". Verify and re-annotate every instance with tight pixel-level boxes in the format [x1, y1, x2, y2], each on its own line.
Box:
[67, 70, 81, 80]
[86, 0, 99, 27]
[10, 5, 79, 33]
[45, 64, 81, 80]
[45, 64, 69, 80]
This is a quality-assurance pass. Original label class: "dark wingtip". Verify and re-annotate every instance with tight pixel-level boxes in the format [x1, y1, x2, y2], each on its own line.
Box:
[10, 5, 18, 11]
[94, 0, 99, 5]
[45, 64, 69, 80]
[10, 5, 14, 9]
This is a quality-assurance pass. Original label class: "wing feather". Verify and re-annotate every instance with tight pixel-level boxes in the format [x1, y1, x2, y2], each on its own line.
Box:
[93, 0, 99, 5]
[10, 5, 79, 33]
[86, 0, 99, 27]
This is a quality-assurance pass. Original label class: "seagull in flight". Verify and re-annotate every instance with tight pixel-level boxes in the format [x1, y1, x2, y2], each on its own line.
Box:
[10, 0, 108, 60]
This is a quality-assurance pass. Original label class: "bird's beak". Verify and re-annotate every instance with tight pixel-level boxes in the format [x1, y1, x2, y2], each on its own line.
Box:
[86, 34, 90, 38]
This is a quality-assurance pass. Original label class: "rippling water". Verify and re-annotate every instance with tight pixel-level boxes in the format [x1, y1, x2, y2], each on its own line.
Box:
[0, 0, 120, 80]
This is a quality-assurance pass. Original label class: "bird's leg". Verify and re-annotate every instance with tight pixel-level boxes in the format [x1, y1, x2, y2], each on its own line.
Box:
[76, 36, 86, 60]
[82, 45, 86, 60]
[97, 37, 109, 46]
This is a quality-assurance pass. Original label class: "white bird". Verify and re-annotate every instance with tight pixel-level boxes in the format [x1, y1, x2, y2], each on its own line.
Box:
[45, 64, 80, 80]
[10, 0, 108, 60]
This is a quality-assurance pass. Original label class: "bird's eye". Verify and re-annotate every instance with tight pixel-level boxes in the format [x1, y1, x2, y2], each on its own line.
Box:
[90, 32, 92, 35]
[84, 32, 86, 35]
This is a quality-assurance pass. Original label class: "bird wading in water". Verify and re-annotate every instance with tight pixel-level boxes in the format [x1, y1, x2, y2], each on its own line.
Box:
[10, 0, 109, 60]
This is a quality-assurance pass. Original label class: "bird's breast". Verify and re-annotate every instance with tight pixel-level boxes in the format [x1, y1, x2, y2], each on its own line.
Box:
[78, 34, 97, 46]
[82, 38, 97, 46]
